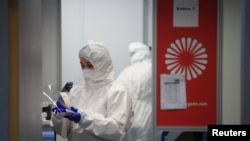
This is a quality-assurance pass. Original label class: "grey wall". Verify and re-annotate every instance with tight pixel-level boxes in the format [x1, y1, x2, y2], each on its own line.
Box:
[19, 0, 42, 140]
[0, 0, 9, 140]
[42, 0, 61, 104]
[222, 0, 242, 124]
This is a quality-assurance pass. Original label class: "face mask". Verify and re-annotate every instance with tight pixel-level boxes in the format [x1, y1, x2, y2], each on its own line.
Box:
[82, 69, 95, 79]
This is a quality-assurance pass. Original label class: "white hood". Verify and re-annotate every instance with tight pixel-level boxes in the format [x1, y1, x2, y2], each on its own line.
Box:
[128, 42, 151, 65]
[79, 40, 115, 83]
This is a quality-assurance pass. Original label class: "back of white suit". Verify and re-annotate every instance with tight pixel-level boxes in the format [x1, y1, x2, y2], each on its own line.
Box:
[117, 42, 153, 141]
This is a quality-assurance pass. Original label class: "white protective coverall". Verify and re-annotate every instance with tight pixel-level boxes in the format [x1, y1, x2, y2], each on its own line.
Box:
[51, 40, 133, 141]
[117, 42, 153, 141]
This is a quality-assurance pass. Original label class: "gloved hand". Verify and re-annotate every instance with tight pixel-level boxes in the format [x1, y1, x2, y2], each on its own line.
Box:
[52, 106, 81, 123]
[56, 96, 66, 108]
[52, 107, 66, 114]
[51, 107, 68, 117]
[64, 107, 81, 123]
[51, 97, 66, 118]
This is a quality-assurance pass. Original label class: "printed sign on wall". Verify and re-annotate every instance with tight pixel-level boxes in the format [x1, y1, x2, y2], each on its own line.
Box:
[156, 0, 218, 127]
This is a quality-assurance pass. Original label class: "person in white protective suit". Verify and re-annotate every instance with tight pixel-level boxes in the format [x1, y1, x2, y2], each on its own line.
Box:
[117, 42, 153, 141]
[51, 40, 134, 141]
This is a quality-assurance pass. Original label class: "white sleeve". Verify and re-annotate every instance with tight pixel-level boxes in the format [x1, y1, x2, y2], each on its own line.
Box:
[78, 84, 133, 141]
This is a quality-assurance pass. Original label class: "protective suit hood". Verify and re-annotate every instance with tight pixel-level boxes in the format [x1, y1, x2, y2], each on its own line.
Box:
[79, 40, 115, 83]
[128, 42, 151, 65]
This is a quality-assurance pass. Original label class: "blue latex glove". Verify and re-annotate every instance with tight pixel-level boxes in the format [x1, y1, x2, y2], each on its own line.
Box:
[64, 107, 81, 123]
[52, 106, 81, 123]
[56, 96, 66, 108]
[52, 107, 67, 115]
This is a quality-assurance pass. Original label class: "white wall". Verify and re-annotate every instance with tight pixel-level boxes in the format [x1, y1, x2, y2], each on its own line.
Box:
[61, 0, 145, 86]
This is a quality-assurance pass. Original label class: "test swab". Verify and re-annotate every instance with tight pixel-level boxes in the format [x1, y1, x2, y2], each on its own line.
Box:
[42, 91, 74, 115]
[43, 92, 57, 107]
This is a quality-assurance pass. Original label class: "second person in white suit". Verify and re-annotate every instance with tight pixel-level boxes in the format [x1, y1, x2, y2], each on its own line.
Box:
[117, 42, 153, 141]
